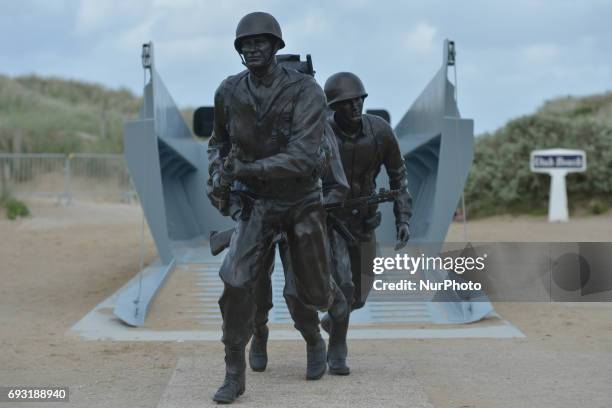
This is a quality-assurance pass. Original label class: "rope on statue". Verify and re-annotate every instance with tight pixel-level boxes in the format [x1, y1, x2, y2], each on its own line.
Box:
[134, 43, 153, 317]
[448, 41, 469, 243]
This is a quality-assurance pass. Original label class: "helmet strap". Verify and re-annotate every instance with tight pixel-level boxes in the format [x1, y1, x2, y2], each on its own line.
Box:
[238, 52, 248, 68]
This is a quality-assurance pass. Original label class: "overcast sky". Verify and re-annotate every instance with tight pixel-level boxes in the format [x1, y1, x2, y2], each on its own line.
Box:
[1, 0, 611, 134]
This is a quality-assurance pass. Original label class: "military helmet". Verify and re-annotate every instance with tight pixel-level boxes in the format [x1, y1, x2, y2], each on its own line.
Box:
[234, 12, 285, 52]
[324, 72, 368, 106]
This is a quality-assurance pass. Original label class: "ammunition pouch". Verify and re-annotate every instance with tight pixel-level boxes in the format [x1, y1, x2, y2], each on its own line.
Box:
[237, 192, 255, 221]
[363, 211, 382, 232]
[207, 174, 231, 216]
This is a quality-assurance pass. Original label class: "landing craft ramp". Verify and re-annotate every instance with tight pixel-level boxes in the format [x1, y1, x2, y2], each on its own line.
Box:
[72, 247, 523, 341]
[71, 40, 507, 339]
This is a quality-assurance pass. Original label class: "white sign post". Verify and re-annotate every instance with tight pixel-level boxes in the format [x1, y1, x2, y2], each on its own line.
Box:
[530, 148, 587, 222]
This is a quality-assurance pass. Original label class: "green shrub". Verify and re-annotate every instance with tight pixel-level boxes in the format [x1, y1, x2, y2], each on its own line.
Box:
[0, 74, 196, 154]
[0, 74, 141, 154]
[465, 114, 612, 218]
[4, 198, 29, 220]
[588, 198, 609, 215]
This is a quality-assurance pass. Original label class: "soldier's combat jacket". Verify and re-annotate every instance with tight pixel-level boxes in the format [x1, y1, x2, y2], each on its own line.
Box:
[328, 112, 412, 230]
[207, 64, 337, 348]
[208, 64, 327, 201]
[327, 112, 412, 309]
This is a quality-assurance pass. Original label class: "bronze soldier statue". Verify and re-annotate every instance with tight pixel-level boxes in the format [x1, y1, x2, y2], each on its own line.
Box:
[206, 12, 344, 403]
[320, 72, 413, 374]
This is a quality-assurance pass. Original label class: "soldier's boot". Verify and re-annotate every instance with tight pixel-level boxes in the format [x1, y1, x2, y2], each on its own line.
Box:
[327, 314, 350, 375]
[248, 325, 268, 372]
[303, 332, 327, 380]
[212, 346, 246, 404]
[321, 282, 348, 334]
[322, 280, 352, 334]
[326, 283, 353, 375]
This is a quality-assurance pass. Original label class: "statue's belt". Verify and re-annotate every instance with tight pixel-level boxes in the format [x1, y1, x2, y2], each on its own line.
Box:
[238, 176, 319, 199]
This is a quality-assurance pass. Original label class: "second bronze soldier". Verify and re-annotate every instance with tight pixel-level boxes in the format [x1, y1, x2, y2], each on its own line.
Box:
[321, 72, 412, 374]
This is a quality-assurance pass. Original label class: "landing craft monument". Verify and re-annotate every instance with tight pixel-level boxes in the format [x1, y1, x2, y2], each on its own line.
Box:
[115, 10, 494, 405]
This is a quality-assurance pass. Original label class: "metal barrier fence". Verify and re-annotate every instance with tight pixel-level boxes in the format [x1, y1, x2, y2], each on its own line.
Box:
[0, 153, 135, 204]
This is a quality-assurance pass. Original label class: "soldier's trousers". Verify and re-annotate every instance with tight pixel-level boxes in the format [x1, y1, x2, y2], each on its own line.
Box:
[253, 237, 320, 338]
[253, 233, 349, 340]
[218, 192, 333, 348]
[253, 223, 377, 335]
[328, 226, 378, 311]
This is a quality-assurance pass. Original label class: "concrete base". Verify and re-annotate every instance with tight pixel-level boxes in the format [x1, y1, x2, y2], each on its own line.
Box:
[157, 357, 434, 408]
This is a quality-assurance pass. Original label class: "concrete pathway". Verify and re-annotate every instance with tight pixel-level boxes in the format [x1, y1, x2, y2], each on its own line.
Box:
[157, 357, 434, 408]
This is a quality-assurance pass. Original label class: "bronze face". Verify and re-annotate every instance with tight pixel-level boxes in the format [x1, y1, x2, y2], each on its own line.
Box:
[331, 96, 364, 129]
[239, 35, 277, 71]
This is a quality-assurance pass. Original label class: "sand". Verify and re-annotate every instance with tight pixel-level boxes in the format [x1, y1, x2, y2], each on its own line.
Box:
[0, 198, 611, 407]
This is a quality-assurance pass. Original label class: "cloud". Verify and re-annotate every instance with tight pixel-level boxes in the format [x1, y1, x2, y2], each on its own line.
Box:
[402, 21, 438, 54]
[155, 35, 229, 61]
[74, 0, 146, 35]
[75, 1, 117, 33]
[2, 0, 611, 135]
[519, 43, 561, 65]
[115, 16, 159, 54]
[283, 10, 332, 49]
[334, 0, 372, 9]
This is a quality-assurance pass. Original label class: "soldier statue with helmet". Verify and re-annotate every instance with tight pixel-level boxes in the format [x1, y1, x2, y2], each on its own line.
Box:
[320, 72, 413, 375]
[206, 11, 347, 404]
